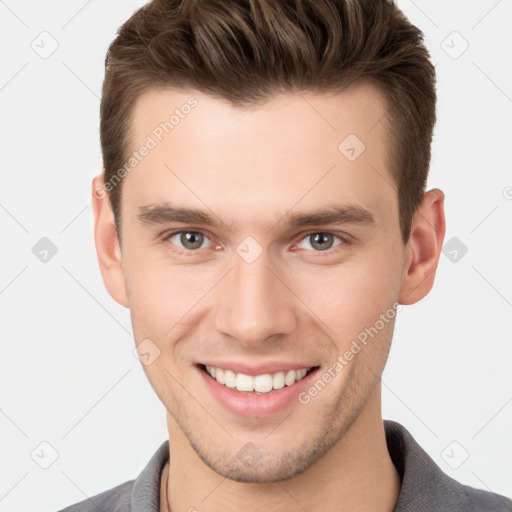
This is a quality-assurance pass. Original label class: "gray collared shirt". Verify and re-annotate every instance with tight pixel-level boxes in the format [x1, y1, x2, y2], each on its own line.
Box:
[58, 420, 512, 511]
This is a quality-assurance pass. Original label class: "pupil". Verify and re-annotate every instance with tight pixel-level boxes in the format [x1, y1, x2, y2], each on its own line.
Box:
[182, 232, 203, 249]
[311, 233, 332, 251]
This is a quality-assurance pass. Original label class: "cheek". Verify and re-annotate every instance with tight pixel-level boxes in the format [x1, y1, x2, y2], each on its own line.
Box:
[124, 252, 216, 341]
[288, 244, 402, 344]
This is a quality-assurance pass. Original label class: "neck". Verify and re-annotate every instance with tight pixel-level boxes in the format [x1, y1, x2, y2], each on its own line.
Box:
[164, 386, 400, 512]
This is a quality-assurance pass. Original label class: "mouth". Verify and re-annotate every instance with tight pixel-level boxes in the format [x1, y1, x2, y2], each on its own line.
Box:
[197, 363, 320, 395]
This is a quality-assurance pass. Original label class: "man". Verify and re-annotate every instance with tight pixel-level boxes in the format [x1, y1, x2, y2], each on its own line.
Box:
[60, 0, 512, 510]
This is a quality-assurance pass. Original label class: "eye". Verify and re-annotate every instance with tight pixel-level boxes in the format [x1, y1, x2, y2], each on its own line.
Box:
[166, 230, 212, 251]
[296, 232, 345, 252]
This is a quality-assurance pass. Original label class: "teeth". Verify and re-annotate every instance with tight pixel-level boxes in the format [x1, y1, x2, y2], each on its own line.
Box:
[235, 373, 254, 392]
[215, 368, 225, 384]
[204, 365, 311, 393]
[224, 369, 236, 388]
[273, 371, 285, 390]
[254, 374, 273, 393]
[284, 370, 296, 386]
[296, 368, 307, 380]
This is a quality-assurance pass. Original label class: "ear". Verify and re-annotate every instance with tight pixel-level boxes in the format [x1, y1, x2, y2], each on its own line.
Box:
[91, 174, 129, 308]
[399, 188, 446, 305]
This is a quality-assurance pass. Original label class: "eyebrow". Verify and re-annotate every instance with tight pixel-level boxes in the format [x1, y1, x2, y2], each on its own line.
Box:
[136, 202, 375, 231]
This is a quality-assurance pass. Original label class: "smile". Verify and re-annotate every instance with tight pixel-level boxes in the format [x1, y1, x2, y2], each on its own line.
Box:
[200, 364, 316, 394]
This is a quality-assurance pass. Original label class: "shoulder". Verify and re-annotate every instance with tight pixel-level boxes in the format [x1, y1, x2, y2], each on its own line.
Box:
[459, 482, 512, 511]
[56, 480, 133, 512]
[56, 440, 169, 512]
[384, 420, 512, 512]
[59, 480, 134, 512]
[428, 465, 512, 511]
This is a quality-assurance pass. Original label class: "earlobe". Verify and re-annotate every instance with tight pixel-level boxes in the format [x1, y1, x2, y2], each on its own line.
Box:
[91, 174, 129, 308]
[399, 188, 446, 305]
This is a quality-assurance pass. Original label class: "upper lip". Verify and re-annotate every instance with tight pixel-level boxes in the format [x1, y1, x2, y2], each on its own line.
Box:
[198, 361, 319, 376]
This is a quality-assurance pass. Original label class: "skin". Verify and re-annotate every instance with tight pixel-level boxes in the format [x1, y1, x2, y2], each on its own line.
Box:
[92, 82, 445, 512]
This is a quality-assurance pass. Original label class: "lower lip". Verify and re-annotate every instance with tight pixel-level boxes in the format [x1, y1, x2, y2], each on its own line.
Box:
[197, 365, 319, 418]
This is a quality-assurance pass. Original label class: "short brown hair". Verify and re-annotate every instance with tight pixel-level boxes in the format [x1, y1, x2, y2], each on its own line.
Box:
[100, 0, 436, 244]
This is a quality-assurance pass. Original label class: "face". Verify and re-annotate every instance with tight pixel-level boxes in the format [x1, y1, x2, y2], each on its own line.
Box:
[106, 84, 409, 482]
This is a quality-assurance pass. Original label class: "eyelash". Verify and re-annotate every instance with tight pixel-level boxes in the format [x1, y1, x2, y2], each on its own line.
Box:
[160, 229, 350, 256]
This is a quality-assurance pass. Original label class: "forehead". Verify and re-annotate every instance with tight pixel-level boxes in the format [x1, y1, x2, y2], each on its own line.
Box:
[121, 84, 396, 232]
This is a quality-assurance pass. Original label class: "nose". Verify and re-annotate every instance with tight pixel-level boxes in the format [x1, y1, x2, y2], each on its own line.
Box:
[213, 248, 298, 347]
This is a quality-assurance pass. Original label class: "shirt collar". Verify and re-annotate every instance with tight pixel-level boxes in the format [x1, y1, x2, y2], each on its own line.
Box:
[131, 438, 169, 511]
[130, 420, 457, 511]
[384, 419, 464, 511]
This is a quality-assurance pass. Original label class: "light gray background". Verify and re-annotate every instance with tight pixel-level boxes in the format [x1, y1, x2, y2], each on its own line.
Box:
[1, 1, 511, 510]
